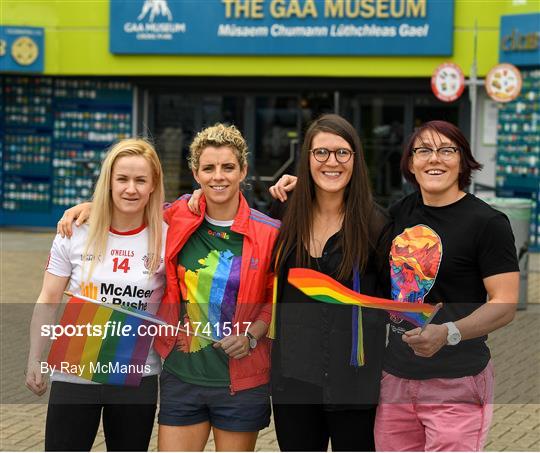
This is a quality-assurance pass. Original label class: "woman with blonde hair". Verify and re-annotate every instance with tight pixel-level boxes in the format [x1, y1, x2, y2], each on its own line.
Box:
[25, 138, 167, 451]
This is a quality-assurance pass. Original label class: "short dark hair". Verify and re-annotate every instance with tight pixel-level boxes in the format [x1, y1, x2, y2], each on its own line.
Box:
[400, 120, 483, 190]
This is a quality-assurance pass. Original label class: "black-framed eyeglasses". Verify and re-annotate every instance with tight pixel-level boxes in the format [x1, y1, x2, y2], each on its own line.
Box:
[310, 147, 355, 163]
[412, 146, 460, 161]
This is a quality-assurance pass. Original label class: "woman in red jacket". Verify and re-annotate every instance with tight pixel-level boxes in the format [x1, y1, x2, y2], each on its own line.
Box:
[155, 123, 279, 451]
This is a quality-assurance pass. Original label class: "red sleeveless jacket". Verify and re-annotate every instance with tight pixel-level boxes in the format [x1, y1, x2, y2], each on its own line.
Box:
[154, 193, 280, 392]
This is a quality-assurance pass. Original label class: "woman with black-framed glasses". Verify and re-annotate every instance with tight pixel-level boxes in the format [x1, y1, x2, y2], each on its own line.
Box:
[374, 120, 519, 451]
[269, 114, 389, 451]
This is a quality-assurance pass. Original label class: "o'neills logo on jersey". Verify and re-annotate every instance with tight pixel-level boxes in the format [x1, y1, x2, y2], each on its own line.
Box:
[99, 283, 153, 311]
[110, 249, 134, 257]
[123, 0, 186, 41]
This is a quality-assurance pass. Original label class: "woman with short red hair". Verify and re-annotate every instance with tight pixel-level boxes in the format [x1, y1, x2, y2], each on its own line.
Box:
[374, 120, 519, 451]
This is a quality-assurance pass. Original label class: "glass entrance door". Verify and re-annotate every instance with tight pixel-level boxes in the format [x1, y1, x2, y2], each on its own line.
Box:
[151, 94, 198, 200]
[354, 96, 410, 205]
[253, 96, 300, 180]
[250, 92, 336, 208]
[235, 95, 300, 209]
[412, 94, 461, 129]
[149, 93, 244, 200]
[147, 89, 337, 206]
[341, 91, 468, 205]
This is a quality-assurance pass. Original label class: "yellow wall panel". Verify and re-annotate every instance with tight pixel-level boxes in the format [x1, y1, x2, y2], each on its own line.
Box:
[2, 1, 109, 28]
[3, 0, 539, 77]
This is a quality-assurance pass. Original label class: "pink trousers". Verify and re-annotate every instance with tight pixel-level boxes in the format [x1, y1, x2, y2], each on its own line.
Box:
[374, 361, 494, 451]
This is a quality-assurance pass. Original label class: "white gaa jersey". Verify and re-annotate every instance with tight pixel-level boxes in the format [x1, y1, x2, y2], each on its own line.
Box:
[45, 222, 168, 384]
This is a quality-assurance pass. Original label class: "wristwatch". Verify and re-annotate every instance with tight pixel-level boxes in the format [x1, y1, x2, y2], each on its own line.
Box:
[444, 322, 462, 346]
[246, 331, 258, 349]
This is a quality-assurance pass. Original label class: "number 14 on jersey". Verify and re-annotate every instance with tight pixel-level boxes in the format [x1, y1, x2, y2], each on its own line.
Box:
[112, 257, 131, 273]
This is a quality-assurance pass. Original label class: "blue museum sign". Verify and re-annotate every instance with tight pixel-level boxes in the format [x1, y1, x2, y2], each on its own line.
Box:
[110, 0, 454, 56]
[500, 13, 540, 67]
[0, 26, 44, 73]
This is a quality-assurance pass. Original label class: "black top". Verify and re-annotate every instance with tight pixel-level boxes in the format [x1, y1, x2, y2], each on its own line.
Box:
[384, 192, 519, 379]
[271, 232, 388, 407]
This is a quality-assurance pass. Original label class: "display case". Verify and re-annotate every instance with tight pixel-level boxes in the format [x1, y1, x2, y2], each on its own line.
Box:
[1, 77, 54, 220]
[51, 78, 132, 208]
[0, 75, 133, 226]
[496, 69, 540, 193]
[496, 69, 540, 251]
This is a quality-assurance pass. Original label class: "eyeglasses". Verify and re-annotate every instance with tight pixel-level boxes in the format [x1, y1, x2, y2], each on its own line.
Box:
[412, 146, 459, 161]
[310, 147, 355, 163]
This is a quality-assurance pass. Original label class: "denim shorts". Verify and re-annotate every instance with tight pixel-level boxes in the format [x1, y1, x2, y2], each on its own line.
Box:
[158, 369, 271, 432]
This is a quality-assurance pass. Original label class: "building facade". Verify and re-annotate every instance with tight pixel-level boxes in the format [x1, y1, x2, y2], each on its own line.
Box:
[1, 0, 538, 227]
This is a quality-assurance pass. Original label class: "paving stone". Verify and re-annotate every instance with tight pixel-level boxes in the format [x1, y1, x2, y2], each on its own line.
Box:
[511, 412, 540, 427]
[1, 425, 29, 437]
[504, 411, 531, 424]
[496, 429, 527, 444]
[488, 424, 511, 439]
[6, 429, 40, 443]
[0, 440, 19, 451]
[494, 404, 517, 418]
[12, 437, 44, 450]
[514, 433, 540, 449]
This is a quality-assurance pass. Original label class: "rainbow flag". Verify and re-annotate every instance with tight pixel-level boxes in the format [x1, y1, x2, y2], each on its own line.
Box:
[47, 296, 160, 387]
[287, 268, 439, 327]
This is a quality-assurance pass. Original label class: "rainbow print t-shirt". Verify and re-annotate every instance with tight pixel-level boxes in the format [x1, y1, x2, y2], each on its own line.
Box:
[163, 216, 243, 387]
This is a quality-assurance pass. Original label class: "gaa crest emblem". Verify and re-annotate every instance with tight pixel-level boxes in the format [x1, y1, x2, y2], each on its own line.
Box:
[142, 254, 164, 270]
[142, 254, 152, 271]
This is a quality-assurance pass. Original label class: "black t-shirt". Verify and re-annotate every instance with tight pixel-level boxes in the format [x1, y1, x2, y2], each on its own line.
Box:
[271, 233, 388, 406]
[384, 192, 519, 379]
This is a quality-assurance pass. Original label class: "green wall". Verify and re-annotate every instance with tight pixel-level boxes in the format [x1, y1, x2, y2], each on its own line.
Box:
[2, 0, 539, 76]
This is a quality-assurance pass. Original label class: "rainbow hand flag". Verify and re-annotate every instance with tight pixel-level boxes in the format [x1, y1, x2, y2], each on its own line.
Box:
[287, 268, 440, 327]
[47, 296, 162, 387]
